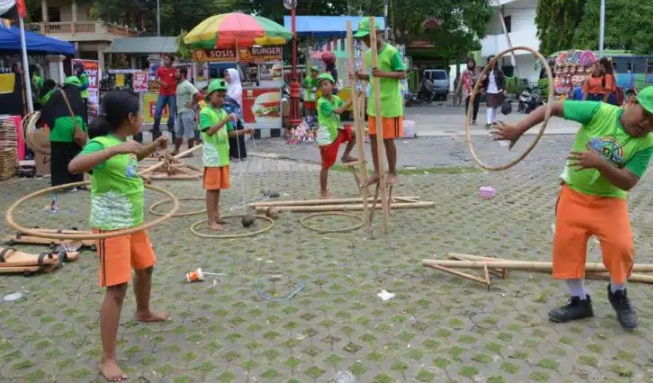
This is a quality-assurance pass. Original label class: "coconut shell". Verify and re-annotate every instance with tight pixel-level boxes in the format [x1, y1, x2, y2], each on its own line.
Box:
[241, 214, 256, 228]
[266, 207, 280, 220]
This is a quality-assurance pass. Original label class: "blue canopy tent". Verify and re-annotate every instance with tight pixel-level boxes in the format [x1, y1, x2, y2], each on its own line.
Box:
[282, 16, 385, 38]
[0, 25, 75, 55]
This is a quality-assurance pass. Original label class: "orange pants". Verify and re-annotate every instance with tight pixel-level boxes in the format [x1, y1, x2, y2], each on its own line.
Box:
[368, 116, 403, 139]
[94, 229, 156, 287]
[553, 185, 633, 284]
[204, 166, 230, 190]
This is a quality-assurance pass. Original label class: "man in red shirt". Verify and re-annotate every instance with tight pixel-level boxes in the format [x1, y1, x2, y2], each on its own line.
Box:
[151, 54, 178, 141]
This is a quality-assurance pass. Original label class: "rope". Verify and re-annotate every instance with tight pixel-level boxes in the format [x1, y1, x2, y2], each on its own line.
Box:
[6, 181, 179, 240]
[466, 46, 554, 171]
[299, 212, 364, 234]
[190, 214, 274, 239]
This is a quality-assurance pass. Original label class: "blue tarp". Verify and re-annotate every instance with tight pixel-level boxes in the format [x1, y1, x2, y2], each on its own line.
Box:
[283, 16, 385, 38]
[0, 25, 75, 55]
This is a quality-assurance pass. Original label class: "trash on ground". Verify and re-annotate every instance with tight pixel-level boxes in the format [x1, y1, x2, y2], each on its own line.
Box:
[479, 186, 497, 199]
[377, 290, 395, 301]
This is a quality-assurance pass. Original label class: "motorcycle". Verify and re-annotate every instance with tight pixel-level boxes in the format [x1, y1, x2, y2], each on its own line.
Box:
[518, 85, 543, 114]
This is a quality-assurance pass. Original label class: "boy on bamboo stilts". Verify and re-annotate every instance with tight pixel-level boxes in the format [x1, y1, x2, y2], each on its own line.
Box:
[352, 17, 406, 187]
[492, 87, 653, 330]
[199, 80, 253, 231]
[315, 73, 356, 198]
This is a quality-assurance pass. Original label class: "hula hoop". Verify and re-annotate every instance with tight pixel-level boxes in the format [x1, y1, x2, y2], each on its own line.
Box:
[5, 181, 179, 240]
[190, 214, 274, 239]
[466, 46, 554, 171]
[22, 112, 49, 156]
[299, 212, 364, 234]
[150, 198, 207, 217]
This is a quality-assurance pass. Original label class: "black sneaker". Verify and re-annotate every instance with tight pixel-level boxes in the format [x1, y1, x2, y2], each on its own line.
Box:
[608, 285, 637, 330]
[548, 295, 594, 323]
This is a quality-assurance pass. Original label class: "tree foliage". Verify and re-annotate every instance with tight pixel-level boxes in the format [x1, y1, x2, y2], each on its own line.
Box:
[572, 0, 653, 54]
[535, 0, 586, 56]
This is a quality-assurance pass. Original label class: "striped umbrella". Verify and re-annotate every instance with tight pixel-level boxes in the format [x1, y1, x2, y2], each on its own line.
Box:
[183, 13, 293, 49]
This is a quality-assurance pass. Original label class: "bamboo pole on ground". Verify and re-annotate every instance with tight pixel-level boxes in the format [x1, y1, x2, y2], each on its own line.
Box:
[346, 21, 371, 231]
[248, 195, 420, 207]
[368, 17, 390, 235]
[449, 253, 508, 279]
[423, 259, 653, 273]
[253, 201, 434, 213]
[140, 145, 203, 175]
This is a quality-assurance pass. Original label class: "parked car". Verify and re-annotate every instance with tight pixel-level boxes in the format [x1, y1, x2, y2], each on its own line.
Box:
[422, 69, 449, 101]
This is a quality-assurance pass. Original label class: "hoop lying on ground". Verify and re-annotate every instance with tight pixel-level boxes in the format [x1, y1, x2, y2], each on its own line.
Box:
[190, 214, 274, 239]
[5, 181, 179, 240]
[150, 198, 207, 217]
[299, 212, 364, 234]
[466, 46, 554, 171]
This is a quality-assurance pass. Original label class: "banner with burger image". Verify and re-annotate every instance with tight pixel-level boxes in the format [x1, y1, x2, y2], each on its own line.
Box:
[242, 88, 282, 129]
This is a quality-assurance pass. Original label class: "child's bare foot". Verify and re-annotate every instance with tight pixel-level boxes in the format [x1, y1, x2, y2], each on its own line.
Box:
[386, 173, 399, 186]
[216, 218, 227, 224]
[320, 192, 334, 199]
[208, 221, 225, 231]
[99, 358, 127, 382]
[134, 310, 170, 322]
[341, 155, 358, 164]
[360, 174, 380, 187]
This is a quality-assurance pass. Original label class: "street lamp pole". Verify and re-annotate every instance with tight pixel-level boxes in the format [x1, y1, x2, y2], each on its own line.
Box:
[289, 0, 301, 128]
[157, 0, 161, 37]
[599, 0, 605, 57]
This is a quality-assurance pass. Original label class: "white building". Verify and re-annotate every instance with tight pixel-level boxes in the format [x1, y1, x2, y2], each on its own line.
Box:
[481, 0, 540, 83]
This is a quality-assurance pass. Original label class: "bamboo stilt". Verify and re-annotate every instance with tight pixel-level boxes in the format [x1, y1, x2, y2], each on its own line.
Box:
[140, 145, 203, 175]
[423, 259, 653, 273]
[149, 174, 201, 180]
[347, 21, 371, 231]
[253, 201, 434, 213]
[368, 17, 390, 235]
[449, 253, 507, 279]
[428, 263, 491, 289]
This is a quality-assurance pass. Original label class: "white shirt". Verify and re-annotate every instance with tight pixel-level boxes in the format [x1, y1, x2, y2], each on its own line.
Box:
[487, 71, 499, 94]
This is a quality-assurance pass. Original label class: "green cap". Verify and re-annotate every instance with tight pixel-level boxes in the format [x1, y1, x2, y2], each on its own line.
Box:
[64, 76, 81, 87]
[207, 79, 227, 94]
[310, 66, 319, 72]
[317, 73, 335, 84]
[637, 86, 653, 114]
[354, 17, 380, 38]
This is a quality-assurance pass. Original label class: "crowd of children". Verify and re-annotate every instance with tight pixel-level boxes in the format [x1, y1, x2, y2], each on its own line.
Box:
[59, 15, 653, 382]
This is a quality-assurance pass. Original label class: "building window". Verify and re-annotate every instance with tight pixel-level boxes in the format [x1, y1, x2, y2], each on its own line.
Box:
[48, 7, 61, 22]
[503, 15, 512, 33]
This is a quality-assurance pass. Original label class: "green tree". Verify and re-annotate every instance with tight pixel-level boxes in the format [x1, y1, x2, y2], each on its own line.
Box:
[535, 0, 586, 56]
[573, 0, 653, 54]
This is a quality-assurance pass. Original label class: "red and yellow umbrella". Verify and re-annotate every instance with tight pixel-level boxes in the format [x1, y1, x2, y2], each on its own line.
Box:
[183, 13, 293, 49]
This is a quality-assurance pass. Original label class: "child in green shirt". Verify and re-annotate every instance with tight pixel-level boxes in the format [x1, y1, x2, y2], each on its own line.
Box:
[199, 79, 253, 231]
[316, 73, 355, 198]
[492, 86, 653, 330]
[68, 89, 170, 382]
[303, 66, 319, 117]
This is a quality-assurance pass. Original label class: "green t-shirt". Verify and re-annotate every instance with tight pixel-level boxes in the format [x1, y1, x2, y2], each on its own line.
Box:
[561, 101, 653, 199]
[316, 95, 344, 145]
[49, 116, 88, 143]
[302, 76, 318, 102]
[79, 73, 89, 99]
[199, 105, 233, 167]
[364, 43, 406, 118]
[176, 80, 199, 113]
[39, 89, 54, 106]
[80, 135, 144, 230]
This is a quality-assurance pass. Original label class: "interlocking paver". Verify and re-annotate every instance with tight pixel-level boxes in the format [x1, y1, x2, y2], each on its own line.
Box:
[2, 135, 653, 382]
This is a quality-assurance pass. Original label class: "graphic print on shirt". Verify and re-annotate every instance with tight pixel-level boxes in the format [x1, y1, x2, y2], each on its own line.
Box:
[125, 155, 139, 178]
[587, 137, 625, 167]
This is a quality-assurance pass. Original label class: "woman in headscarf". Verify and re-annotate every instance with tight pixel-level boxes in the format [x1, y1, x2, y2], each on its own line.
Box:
[224, 68, 248, 160]
[41, 76, 88, 196]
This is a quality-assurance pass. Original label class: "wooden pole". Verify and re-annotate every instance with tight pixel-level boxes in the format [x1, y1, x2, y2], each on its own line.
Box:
[587, 272, 653, 284]
[253, 201, 434, 213]
[347, 21, 371, 231]
[249, 195, 420, 207]
[423, 259, 653, 273]
[140, 145, 203, 175]
[449, 253, 508, 279]
[368, 16, 390, 235]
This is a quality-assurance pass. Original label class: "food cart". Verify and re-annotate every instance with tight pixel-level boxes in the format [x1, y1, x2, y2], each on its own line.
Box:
[192, 46, 284, 131]
[549, 49, 597, 97]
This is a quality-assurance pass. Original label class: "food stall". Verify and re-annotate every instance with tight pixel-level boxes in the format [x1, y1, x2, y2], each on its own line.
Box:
[192, 46, 284, 131]
[549, 50, 597, 97]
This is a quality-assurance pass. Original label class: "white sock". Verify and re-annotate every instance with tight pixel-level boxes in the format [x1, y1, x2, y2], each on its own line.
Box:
[610, 282, 626, 293]
[486, 107, 493, 124]
[566, 279, 588, 299]
[491, 107, 497, 123]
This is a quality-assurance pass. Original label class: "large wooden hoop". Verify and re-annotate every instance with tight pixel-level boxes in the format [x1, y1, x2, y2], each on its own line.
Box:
[150, 198, 206, 217]
[190, 214, 274, 239]
[6, 181, 179, 240]
[299, 212, 364, 234]
[466, 46, 554, 171]
[22, 112, 50, 155]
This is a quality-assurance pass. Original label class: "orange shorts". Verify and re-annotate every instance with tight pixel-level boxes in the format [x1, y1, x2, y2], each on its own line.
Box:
[553, 185, 633, 284]
[368, 116, 403, 139]
[204, 166, 230, 190]
[94, 229, 156, 287]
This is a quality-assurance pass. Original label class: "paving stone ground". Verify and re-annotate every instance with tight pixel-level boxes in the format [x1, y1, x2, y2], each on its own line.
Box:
[2, 137, 653, 383]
